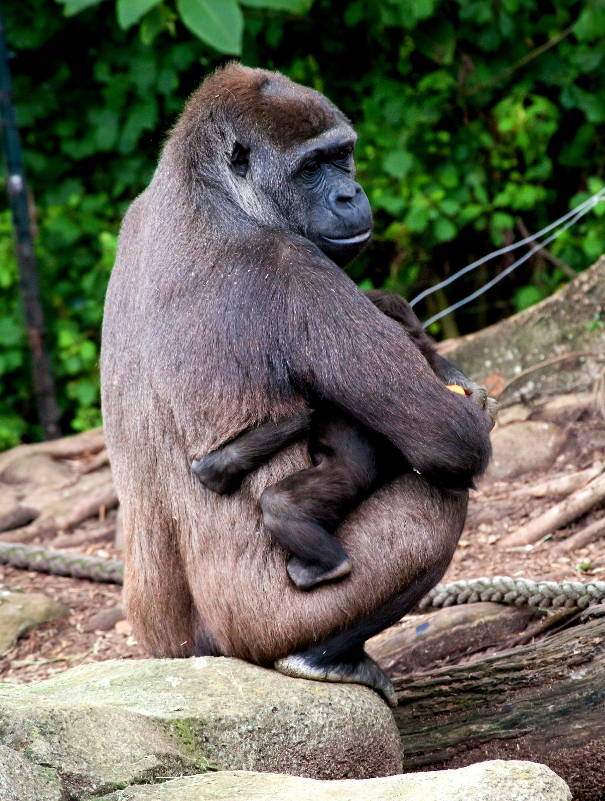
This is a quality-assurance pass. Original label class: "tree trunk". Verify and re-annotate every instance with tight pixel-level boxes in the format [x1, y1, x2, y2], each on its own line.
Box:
[393, 613, 605, 801]
[439, 255, 605, 405]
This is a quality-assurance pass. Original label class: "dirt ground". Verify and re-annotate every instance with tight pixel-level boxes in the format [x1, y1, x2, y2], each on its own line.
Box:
[1, 406, 604, 686]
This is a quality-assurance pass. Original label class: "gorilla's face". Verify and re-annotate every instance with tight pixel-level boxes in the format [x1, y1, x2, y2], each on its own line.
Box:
[288, 129, 373, 266]
[229, 122, 373, 267]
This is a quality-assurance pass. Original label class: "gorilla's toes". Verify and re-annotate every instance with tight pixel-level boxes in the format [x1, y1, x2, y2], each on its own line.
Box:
[287, 555, 352, 589]
[275, 649, 397, 707]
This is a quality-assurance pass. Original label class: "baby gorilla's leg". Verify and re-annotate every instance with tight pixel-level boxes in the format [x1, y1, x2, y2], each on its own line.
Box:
[260, 418, 381, 590]
[191, 412, 311, 494]
[260, 472, 354, 589]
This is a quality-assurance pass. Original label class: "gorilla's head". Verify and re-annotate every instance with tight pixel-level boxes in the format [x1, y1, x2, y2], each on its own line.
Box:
[170, 63, 373, 266]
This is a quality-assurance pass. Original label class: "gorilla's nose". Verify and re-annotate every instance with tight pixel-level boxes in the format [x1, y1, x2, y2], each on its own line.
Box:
[330, 182, 362, 208]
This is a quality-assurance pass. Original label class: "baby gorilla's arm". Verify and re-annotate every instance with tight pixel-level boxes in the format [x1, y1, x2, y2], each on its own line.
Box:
[364, 290, 497, 429]
[192, 411, 311, 494]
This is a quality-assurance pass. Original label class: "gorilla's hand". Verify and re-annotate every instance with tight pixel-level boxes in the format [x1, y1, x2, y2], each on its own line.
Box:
[441, 362, 497, 431]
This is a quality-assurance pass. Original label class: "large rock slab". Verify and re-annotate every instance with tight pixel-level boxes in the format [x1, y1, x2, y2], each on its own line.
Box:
[0, 744, 62, 801]
[0, 589, 69, 655]
[439, 255, 605, 403]
[94, 761, 571, 800]
[0, 657, 401, 799]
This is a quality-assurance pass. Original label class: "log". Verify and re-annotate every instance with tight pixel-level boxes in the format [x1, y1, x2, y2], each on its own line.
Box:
[509, 462, 603, 499]
[501, 472, 605, 547]
[440, 255, 605, 404]
[0, 428, 104, 474]
[557, 516, 605, 553]
[393, 613, 605, 801]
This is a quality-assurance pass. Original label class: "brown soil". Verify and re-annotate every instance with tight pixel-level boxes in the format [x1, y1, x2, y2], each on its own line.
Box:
[1, 407, 604, 686]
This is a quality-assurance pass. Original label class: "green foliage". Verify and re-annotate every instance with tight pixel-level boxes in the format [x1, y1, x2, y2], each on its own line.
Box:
[57, 0, 312, 53]
[3, 0, 605, 444]
[176, 0, 244, 55]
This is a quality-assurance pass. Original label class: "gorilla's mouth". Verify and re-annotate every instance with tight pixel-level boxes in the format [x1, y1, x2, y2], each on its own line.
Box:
[322, 229, 372, 246]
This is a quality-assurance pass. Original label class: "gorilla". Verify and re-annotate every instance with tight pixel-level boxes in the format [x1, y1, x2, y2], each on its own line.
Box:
[101, 63, 492, 705]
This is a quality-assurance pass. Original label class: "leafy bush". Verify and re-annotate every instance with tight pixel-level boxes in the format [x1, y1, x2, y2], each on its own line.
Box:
[2, 0, 605, 444]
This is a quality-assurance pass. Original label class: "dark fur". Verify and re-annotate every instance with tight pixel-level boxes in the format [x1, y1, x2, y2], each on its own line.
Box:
[193, 291, 486, 589]
[101, 64, 490, 686]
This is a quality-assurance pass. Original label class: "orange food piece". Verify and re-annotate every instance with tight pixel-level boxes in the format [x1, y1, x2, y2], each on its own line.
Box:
[446, 384, 466, 396]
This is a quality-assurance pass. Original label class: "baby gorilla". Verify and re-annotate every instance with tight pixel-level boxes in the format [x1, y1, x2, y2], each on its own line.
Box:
[192, 290, 493, 590]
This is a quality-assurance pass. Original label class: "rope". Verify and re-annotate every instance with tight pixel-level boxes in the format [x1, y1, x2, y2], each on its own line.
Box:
[419, 576, 605, 610]
[0, 540, 603, 612]
[420, 198, 603, 329]
[409, 186, 605, 311]
[0, 542, 124, 584]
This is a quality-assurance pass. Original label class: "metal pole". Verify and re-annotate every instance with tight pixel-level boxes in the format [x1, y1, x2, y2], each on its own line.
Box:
[0, 1, 61, 439]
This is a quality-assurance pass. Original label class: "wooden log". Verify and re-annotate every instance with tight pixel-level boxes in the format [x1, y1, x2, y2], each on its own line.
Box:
[557, 516, 605, 553]
[501, 472, 605, 547]
[393, 614, 605, 801]
[367, 603, 537, 673]
[0, 428, 105, 474]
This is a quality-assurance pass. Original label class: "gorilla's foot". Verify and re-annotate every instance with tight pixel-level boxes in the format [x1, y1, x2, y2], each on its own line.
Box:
[191, 451, 243, 495]
[275, 649, 397, 707]
[286, 555, 352, 589]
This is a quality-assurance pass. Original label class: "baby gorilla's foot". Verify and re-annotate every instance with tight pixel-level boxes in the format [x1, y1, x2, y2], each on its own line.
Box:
[287, 554, 352, 590]
[191, 449, 244, 495]
[275, 648, 397, 707]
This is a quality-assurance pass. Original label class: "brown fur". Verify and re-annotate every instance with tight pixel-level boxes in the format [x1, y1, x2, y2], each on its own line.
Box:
[100, 64, 488, 665]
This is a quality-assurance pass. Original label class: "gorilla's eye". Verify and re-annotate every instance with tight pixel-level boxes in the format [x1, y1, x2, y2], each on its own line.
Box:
[333, 147, 353, 171]
[301, 161, 321, 178]
[230, 142, 250, 177]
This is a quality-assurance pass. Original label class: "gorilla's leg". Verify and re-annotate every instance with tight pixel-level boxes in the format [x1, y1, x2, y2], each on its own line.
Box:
[275, 561, 448, 706]
[261, 417, 383, 589]
[192, 412, 311, 494]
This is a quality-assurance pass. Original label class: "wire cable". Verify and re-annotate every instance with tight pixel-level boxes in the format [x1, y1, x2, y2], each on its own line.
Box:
[418, 190, 605, 329]
[410, 186, 605, 310]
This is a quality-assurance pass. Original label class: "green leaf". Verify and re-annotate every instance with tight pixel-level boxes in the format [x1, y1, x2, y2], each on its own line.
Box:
[176, 0, 243, 54]
[514, 285, 542, 312]
[117, 0, 162, 29]
[573, 6, 605, 42]
[240, 0, 313, 11]
[433, 217, 457, 242]
[406, 206, 430, 233]
[56, 0, 106, 15]
[383, 150, 413, 180]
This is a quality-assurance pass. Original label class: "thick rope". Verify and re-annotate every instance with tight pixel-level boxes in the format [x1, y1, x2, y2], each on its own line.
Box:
[0, 542, 124, 584]
[0, 541, 603, 610]
[419, 576, 605, 610]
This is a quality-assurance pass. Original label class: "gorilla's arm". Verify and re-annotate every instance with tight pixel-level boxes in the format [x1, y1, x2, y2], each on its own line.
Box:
[364, 290, 496, 427]
[282, 257, 492, 491]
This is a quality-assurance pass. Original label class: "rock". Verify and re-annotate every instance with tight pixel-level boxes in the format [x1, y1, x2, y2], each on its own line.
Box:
[83, 604, 125, 632]
[486, 421, 567, 481]
[1, 453, 73, 486]
[0, 744, 62, 801]
[0, 657, 402, 798]
[0, 590, 69, 655]
[366, 603, 535, 673]
[94, 761, 572, 800]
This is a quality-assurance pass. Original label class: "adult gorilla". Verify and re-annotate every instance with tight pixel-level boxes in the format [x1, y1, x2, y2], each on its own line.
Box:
[101, 63, 491, 704]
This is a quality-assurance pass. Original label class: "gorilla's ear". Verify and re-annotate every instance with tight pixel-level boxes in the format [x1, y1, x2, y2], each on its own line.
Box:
[230, 142, 250, 177]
